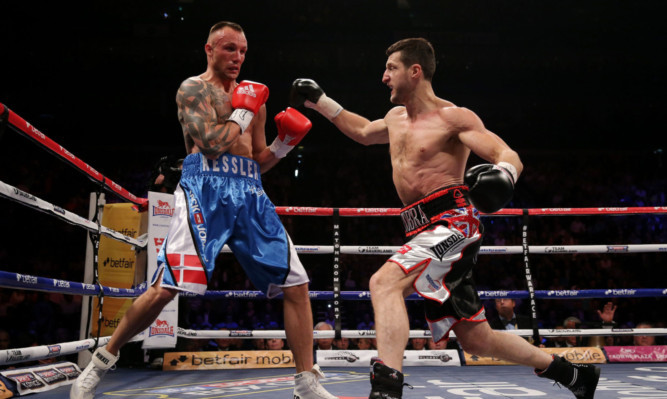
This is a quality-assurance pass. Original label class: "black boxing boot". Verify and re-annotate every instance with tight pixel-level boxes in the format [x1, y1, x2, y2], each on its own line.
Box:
[536, 355, 600, 399]
[369, 357, 407, 399]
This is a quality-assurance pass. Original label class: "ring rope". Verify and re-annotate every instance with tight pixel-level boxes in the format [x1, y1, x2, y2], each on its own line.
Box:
[275, 206, 667, 217]
[3, 326, 665, 366]
[0, 334, 144, 367]
[2, 271, 664, 300]
[202, 288, 667, 300]
[264, 244, 667, 255]
[0, 270, 147, 297]
[175, 328, 667, 340]
[0, 179, 146, 248]
[1, 103, 146, 207]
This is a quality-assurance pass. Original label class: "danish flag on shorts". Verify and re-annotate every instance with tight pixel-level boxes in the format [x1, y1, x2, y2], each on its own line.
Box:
[166, 253, 207, 289]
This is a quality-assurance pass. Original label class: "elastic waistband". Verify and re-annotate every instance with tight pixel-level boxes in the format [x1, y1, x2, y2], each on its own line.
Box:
[182, 153, 261, 183]
[400, 185, 470, 236]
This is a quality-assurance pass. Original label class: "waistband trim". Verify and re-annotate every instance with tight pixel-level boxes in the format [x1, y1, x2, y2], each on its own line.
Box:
[400, 185, 470, 236]
[182, 153, 261, 183]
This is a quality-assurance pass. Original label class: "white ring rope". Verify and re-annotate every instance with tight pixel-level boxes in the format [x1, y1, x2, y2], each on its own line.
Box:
[3, 327, 665, 366]
[177, 328, 667, 340]
[0, 335, 146, 366]
[263, 244, 667, 255]
[0, 179, 146, 248]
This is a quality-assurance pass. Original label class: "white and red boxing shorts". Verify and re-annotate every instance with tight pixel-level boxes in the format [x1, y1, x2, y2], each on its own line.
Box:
[390, 185, 487, 343]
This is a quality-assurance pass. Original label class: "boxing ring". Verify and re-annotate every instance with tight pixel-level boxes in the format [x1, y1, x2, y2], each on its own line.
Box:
[1, 102, 666, 398]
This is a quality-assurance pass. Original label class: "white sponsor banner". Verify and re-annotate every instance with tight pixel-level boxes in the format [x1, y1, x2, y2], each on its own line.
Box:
[403, 349, 460, 366]
[316, 349, 460, 367]
[142, 191, 179, 349]
[0, 361, 81, 396]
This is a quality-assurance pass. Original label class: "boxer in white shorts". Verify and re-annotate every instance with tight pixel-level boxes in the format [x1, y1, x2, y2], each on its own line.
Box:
[389, 184, 486, 343]
[291, 36, 599, 399]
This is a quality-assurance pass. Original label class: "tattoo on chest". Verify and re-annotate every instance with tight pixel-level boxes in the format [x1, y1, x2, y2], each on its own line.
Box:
[208, 86, 231, 123]
[176, 78, 236, 156]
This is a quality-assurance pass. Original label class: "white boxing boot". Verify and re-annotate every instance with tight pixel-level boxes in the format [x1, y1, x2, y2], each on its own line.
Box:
[294, 364, 338, 399]
[70, 347, 118, 399]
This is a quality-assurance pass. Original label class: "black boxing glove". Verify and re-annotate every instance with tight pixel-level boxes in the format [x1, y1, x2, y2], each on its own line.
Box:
[464, 162, 518, 213]
[289, 78, 343, 120]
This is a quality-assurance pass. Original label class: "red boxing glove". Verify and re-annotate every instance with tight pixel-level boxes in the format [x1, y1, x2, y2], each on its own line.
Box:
[270, 107, 312, 158]
[228, 80, 269, 134]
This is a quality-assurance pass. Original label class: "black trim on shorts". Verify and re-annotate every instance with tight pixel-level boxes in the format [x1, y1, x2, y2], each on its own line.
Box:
[424, 235, 484, 320]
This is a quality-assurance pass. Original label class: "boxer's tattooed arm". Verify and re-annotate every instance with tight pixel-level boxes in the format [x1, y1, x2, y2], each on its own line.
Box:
[176, 78, 237, 156]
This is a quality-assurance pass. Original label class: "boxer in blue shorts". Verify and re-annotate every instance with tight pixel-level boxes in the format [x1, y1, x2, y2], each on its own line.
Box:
[72, 21, 338, 399]
[156, 152, 307, 297]
[291, 37, 600, 398]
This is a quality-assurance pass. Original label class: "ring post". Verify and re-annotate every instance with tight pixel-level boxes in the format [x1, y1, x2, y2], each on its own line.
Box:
[332, 208, 342, 339]
[0, 103, 8, 142]
[522, 209, 541, 345]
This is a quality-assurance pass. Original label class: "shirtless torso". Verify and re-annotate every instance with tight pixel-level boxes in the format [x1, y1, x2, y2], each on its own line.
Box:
[330, 95, 517, 206]
[174, 25, 274, 172]
[176, 76, 265, 159]
[385, 100, 471, 205]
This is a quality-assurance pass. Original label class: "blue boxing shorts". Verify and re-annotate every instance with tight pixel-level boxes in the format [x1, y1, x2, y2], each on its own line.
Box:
[390, 185, 487, 343]
[153, 152, 309, 297]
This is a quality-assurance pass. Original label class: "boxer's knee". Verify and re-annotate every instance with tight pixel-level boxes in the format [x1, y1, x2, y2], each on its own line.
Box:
[369, 268, 392, 297]
[370, 263, 418, 299]
[144, 283, 177, 308]
[282, 283, 309, 305]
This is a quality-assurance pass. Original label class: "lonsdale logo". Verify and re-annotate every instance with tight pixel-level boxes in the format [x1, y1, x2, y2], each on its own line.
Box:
[430, 233, 464, 261]
[153, 200, 174, 217]
[149, 319, 174, 337]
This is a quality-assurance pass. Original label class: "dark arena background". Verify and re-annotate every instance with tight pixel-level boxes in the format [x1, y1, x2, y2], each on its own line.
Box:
[0, 1, 666, 398]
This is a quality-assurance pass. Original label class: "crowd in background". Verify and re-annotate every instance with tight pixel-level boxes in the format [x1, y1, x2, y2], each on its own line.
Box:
[0, 142, 665, 366]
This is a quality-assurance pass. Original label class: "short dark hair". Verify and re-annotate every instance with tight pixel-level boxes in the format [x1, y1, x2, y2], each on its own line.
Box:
[209, 21, 244, 36]
[386, 38, 436, 81]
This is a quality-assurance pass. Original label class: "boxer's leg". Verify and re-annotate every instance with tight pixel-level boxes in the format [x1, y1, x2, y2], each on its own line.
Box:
[71, 274, 177, 399]
[282, 282, 314, 373]
[368, 261, 421, 399]
[453, 320, 552, 368]
[369, 260, 421, 372]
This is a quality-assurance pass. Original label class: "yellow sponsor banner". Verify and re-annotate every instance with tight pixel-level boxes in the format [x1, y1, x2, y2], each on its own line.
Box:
[163, 351, 296, 370]
[91, 297, 134, 336]
[98, 203, 144, 289]
[463, 347, 606, 366]
[91, 203, 146, 337]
